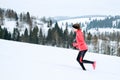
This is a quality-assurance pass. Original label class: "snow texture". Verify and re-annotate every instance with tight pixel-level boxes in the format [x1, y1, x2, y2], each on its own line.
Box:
[0, 39, 120, 80]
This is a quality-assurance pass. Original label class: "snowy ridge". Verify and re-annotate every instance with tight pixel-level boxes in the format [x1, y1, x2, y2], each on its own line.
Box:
[88, 28, 120, 34]
[57, 16, 120, 33]
[0, 39, 120, 80]
[2, 15, 120, 36]
[56, 16, 107, 32]
[57, 16, 106, 27]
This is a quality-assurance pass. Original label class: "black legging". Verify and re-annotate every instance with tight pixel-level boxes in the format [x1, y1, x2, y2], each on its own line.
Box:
[76, 50, 94, 70]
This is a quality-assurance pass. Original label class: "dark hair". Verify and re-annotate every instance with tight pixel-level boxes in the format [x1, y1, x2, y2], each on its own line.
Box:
[72, 23, 80, 30]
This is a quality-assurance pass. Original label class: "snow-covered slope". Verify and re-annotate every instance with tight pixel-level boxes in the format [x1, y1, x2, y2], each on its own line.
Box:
[1, 18, 50, 36]
[0, 39, 120, 80]
[57, 16, 120, 33]
[56, 16, 107, 32]
[57, 16, 106, 27]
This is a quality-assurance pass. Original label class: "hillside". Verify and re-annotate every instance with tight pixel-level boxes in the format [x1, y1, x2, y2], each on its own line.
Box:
[57, 16, 106, 31]
[1, 8, 120, 34]
[0, 39, 120, 80]
[0, 8, 120, 56]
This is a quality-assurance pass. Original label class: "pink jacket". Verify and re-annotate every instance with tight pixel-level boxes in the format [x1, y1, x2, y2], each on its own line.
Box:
[73, 30, 88, 51]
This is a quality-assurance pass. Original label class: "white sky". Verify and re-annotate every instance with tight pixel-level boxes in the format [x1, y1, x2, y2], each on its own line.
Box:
[0, 0, 120, 17]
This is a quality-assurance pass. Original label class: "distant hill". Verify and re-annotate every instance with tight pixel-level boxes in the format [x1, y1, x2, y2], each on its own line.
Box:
[52, 15, 108, 21]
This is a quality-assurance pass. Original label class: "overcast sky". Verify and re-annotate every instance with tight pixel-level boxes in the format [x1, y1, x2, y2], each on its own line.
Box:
[0, 0, 120, 17]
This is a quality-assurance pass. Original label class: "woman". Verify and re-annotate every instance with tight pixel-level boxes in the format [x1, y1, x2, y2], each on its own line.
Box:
[72, 23, 96, 71]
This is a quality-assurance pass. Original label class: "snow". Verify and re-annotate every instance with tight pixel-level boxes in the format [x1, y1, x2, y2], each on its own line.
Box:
[2, 19, 16, 33]
[1, 18, 50, 36]
[0, 39, 120, 80]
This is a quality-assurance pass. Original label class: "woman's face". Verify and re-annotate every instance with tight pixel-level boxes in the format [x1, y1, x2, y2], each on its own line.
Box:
[72, 28, 77, 32]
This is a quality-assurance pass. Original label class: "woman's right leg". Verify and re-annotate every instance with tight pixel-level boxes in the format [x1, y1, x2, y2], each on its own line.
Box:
[76, 51, 86, 70]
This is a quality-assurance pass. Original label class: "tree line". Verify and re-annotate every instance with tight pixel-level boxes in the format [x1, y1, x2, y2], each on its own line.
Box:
[1, 23, 120, 57]
[86, 31, 120, 56]
[0, 22, 75, 48]
[87, 16, 120, 30]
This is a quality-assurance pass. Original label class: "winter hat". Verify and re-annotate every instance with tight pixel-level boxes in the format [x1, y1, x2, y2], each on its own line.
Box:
[72, 23, 80, 30]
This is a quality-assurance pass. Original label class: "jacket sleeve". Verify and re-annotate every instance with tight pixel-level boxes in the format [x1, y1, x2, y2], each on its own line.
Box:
[72, 42, 78, 47]
[72, 42, 79, 49]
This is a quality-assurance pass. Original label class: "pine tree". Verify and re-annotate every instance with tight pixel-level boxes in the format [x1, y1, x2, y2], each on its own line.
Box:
[86, 32, 92, 44]
[59, 27, 64, 47]
[20, 13, 23, 22]
[92, 35, 98, 53]
[0, 8, 4, 25]
[64, 26, 69, 48]
[29, 26, 39, 44]
[38, 28, 43, 44]
[22, 28, 29, 42]
[3, 28, 11, 40]
[117, 47, 120, 56]
[52, 22, 60, 46]
[46, 28, 52, 45]
[3, 28, 7, 39]
[47, 19, 52, 27]
[12, 28, 20, 41]
[69, 31, 75, 48]
[7, 32, 11, 40]
[26, 12, 32, 31]
[0, 26, 3, 38]
[15, 12, 18, 21]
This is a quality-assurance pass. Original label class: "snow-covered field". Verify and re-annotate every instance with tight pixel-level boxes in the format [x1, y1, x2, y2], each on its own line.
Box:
[0, 39, 120, 80]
